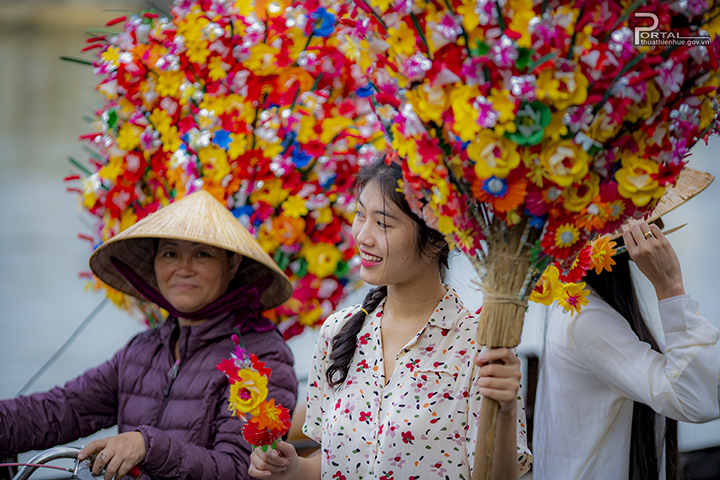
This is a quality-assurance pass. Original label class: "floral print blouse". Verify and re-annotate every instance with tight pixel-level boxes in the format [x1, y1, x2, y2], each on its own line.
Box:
[303, 285, 532, 479]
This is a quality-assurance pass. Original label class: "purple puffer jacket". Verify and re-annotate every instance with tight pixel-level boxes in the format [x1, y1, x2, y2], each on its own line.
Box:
[0, 313, 297, 480]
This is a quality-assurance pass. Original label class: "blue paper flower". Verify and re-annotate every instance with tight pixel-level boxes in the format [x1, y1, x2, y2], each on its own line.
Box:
[481, 176, 508, 198]
[213, 129, 232, 149]
[312, 8, 335, 38]
[356, 84, 375, 98]
[291, 143, 312, 168]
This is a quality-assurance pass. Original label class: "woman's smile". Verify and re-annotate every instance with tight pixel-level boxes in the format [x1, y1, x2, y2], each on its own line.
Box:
[359, 250, 383, 268]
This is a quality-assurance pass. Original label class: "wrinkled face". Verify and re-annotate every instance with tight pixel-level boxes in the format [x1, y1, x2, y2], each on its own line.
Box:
[154, 240, 242, 313]
[351, 181, 433, 287]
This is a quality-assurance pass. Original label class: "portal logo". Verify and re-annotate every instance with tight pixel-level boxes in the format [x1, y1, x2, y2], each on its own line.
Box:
[633, 12, 710, 47]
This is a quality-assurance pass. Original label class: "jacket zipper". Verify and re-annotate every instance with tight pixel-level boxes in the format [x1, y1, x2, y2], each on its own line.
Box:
[157, 330, 187, 426]
[157, 360, 180, 427]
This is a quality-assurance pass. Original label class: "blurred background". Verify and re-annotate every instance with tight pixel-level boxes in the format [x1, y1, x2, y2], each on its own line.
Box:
[1, 0, 719, 478]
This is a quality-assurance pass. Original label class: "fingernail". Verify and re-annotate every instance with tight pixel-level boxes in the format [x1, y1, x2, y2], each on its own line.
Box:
[477, 354, 486, 362]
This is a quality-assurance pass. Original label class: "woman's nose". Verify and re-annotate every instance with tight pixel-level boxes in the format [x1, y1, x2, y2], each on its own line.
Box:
[175, 254, 195, 274]
[355, 222, 375, 247]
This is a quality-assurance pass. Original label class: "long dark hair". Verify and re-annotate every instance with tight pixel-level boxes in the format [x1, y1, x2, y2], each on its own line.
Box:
[325, 159, 450, 388]
[584, 252, 680, 480]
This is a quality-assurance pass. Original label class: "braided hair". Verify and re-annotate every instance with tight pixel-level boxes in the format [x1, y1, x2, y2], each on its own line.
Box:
[325, 159, 450, 388]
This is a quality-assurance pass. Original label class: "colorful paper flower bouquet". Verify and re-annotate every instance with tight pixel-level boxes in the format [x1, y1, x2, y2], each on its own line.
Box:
[217, 333, 292, 450]
[65, 0, 385, 337]
[343, 0, 720, 476]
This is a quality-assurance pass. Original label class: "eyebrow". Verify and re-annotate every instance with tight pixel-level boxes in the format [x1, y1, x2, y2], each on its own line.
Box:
[357, 198, 399, 220]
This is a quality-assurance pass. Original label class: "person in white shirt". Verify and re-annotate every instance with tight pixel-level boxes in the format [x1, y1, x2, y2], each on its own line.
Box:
[248, 158, 532, 479]
[533, 219, 720, 480]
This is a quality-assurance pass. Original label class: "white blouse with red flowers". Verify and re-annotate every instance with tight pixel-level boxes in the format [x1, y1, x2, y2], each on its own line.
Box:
[303, 285, 532, 479]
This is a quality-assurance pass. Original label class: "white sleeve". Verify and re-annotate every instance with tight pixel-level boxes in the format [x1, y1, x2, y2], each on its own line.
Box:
[568, 295, 720, 423]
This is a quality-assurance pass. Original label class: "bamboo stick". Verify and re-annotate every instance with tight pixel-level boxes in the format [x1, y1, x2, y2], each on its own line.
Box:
[471, 218, 535, 480]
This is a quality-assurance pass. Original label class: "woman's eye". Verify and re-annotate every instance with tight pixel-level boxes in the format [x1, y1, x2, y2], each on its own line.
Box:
[196, 251, 211, 258]
[162, 251, 176, 258]
[377, 221, 388, 229]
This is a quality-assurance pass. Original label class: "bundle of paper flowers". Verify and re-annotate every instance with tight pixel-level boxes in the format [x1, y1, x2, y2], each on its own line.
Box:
[343, 1, 720, 477]
[217, 334, 292, 450]
[65, 0, 385, 337]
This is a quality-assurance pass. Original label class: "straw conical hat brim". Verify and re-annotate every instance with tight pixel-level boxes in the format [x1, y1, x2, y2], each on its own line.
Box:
[607, 167, 714, 241]
[89, 190, 293, 310]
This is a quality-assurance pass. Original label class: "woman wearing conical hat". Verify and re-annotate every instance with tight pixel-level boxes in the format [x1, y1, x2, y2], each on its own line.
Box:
[0, 190, 297, 480]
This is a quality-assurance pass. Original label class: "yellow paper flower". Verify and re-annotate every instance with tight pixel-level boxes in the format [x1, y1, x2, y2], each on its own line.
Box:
[102, 46, 120, 66]
[590, 236, 617, 274]
[149, 108, 172, 135]
[156, 70, 186, 98]
[529, 265, 563, 306]
[198, 145, 230, 182]
[304, 242, 342, 278]
[468, 130, 521, 179]
[298, 300, 323, 326]
[555, 223, 580, 249]
[540, 139, 590, 187]
[117, 123, 142, 151]
[507, 0, 535, 48]
[487, 88, 517, 135]
[250, 178, 289, 207]
[320, 116, 353, 144]
[391, 124, 420, 167]
[387, 22, 416, 57]
[297, 116, 318, 143]
[450, 84, 481, 142]
[537, 69, 589, 110]
[437, 215, 456, 235]
[404, 81, 447, 124]
[544, 111, 569, 142]
[368, 0, 393, 14]
[187, 39, 211, 64]
[558, 282, 590, 316]
[562, 172, 600, 213]
[228, 133, 248, 160]
[228, 369, 269, 417]
[245, 43, 280, 76]
[615, 154, 665, 207]
[281, 195, 309, 219]
[208, 55, 227, 81]
[625, 81, 661, 124]
[257, 223, 281, 253]
[161, 126, 182, 153]
[119, 208, 138, 232]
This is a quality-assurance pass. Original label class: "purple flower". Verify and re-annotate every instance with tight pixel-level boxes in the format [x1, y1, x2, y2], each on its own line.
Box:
[656, 60, 684, 98]
[435, 13, 463, 41]
[491, 35, 519, 68]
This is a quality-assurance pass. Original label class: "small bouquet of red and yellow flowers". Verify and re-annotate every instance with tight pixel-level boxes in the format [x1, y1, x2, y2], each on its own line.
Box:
[217, 334, 291, 451]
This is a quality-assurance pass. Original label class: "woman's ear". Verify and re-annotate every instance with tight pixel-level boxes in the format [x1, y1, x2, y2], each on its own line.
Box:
[228, 253, 243, 277]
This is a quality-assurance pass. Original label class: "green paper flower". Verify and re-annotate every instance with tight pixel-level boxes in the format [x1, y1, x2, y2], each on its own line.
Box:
[505, 101, 551, 146]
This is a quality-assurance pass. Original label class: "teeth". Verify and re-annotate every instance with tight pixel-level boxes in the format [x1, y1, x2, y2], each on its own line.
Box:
[361, 252, 382, 263]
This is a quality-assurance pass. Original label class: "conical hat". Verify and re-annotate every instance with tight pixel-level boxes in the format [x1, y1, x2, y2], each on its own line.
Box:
[89, 190, 293, 310]
[608, 167, 714, 241]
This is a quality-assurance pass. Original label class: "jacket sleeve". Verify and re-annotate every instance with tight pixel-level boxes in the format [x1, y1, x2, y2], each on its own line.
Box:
[137, 329, 297, 480]
[569, 294, 720, 423]
[0, 352, 121, 455]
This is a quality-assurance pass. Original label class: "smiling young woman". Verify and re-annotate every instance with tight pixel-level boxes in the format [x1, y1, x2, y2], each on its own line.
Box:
[249, 159, 532, 480]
